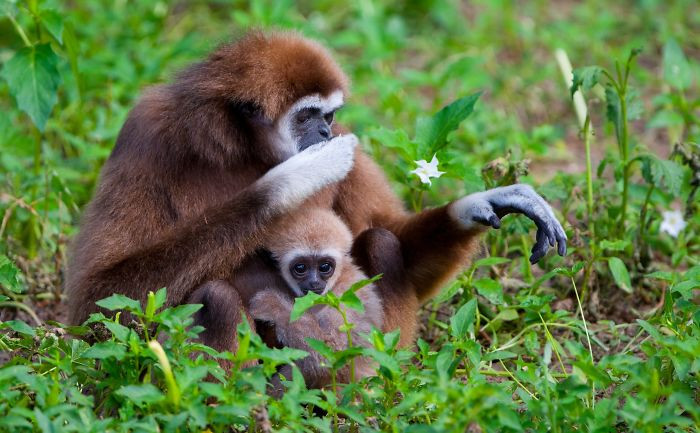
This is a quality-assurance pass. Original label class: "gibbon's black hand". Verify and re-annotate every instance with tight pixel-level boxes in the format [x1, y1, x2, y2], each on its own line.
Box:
[449, 184, 567, 264]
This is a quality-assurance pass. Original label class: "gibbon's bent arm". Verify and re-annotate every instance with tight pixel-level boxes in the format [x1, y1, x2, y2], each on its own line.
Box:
[335, 151, 567, 303]
[67, 136, 356, 325]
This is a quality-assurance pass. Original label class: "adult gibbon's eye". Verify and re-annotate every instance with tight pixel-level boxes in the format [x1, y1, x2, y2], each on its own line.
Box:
[323, 111, 334, 125]
[292, 263, 307, 275]
[319, 262, 333, 274]
[296, 112, 311, 124]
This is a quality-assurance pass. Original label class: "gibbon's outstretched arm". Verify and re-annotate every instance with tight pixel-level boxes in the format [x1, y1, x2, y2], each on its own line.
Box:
[337, 151, 567, 307]
[67, 136, 356, 325]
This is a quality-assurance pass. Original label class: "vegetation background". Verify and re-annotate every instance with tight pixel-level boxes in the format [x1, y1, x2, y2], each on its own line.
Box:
[0, 0, 698, 431]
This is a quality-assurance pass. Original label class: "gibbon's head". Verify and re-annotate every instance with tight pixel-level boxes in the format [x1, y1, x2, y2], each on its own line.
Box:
[267, 208, 353, 297]
[181, 31, 349, 160]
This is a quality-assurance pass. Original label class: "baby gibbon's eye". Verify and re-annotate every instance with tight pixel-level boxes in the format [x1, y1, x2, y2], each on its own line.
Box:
[319, 262, 333, 274]
[323, 111, 334, 125]
[292, 263, 307, 275]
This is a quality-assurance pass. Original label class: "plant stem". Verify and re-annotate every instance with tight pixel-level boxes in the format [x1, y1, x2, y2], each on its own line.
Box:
[619, 84, 630, 237]
[0, 301, 43, 326]
[338, 307, 356, 383]
[7, 15, 32, 47]
[571, 276, 595, 408]
[498, 360, 538, 400]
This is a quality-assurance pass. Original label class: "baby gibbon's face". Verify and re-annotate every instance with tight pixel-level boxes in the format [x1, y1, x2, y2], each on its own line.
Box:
[284, 254, 336, 296]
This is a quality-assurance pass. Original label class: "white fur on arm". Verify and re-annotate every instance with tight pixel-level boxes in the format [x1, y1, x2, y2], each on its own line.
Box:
[258, 134, 357, 213]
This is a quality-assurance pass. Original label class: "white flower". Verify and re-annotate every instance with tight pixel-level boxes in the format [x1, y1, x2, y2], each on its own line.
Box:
[410, 154, 445, 186]
[660, 209, 687, 238]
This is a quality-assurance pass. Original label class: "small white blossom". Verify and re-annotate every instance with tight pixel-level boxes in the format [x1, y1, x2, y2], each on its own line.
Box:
[660, 209, 687, 238]
[410, 154, 445, 186]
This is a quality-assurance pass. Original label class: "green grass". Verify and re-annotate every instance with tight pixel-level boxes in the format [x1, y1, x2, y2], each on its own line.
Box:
[1, 0, 699, 431]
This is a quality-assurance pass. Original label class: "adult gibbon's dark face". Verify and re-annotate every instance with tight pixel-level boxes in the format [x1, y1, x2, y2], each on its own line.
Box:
[288, 255, 336, 294]
[294, 107, 335, 151]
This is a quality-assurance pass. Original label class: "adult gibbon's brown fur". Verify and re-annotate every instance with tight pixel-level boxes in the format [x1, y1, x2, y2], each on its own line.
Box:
[66, 31, 566, 355]
[246, 208, 382, 388]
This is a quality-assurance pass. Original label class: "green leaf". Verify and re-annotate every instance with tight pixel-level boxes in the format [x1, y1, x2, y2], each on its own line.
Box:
[40, 9, 64, 44]
[484, 350, 517, 361]
[1, 44, 61, 131]
[450, 298, 477, 338]
[83, 341, 127, 360]
[645, 271, 675, 282]
[472, 257, 511, 269]
[290, 292, 323, 322]
[598, 239, 630, 252]
[4, 319, 35, 336]
[415, 92, 481, 155]
[0, 0, 18, 17]
[0, 254, 24, 294]
[305, 337, 335, 361]
[103, 321, 131, 342]
[368, 127, 415, 159]
[473, 278, 503, 305]
[670, 280, 700, 300]
[339, 290, 364, 313]
[570, 66, 603, 97]
[607, 257, 632, 293]
[493, 308, 519, 322]
[95, 293, 142, 313]
[116, 384, 165, 405]
[638, 153, 684, 196]
[62, 21, 82, 100]
[636, 319, 663, 341]
[662, 39, 693, 90]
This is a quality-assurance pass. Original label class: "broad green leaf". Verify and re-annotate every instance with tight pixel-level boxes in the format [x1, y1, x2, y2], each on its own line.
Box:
[607, 257, 632, 293]
[83, 341, 127, 360]
[473, 257, 511, 269]
[0, 254, 24, 293]
[103, 321, 131, 342]
[1, 44, 61, 131]
[364, 348, 401, 377]
[63, 21, 82, 100]
[415, 92, 481, 155]
[670, 280, 700, 300]
[157, 303, 201, 324]
[368, 127, 415, 159]
[4, 319, 35, 336]
[339, 290, 364, 313]
[636, 319, 663, 341]
[598, 239, 630, 252]
[473, 278, 503, 305]
[95, 293, 142, 312]
[40, 9, 64, 44]
[116, 384, 165, 405]
[484, 350, 517, 361]
[305, 337, 335, 361]
[290, 291, 322, 322]
[570, 66, 603, 97]
[663, 39, 693, 90]
[638, 153, 684, 196]
[645, 271, 675, 282]
[450, 298, 477, 338]
[493, 308, 519, 322]
[0, 0, 18, 17]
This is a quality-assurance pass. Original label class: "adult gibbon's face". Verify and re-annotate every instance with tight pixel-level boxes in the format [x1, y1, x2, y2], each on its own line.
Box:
[270, 90, 345, 158]
[293, 106, 335, 151]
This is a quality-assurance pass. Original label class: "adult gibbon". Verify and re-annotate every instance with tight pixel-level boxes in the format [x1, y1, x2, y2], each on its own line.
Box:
[66, 31, 566, 353]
